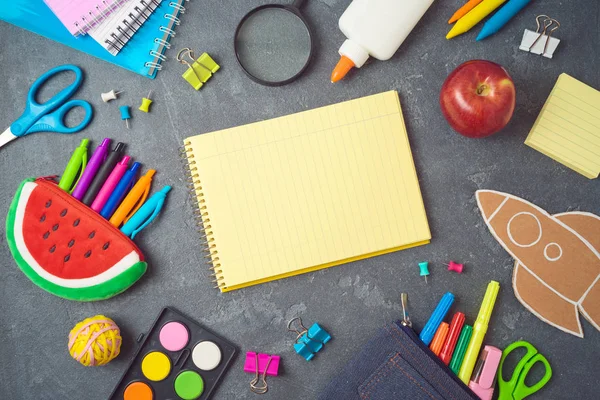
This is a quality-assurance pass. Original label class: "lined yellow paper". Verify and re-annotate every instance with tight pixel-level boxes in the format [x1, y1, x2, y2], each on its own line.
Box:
[525, 74, 600, 179]
[185, 91, 430, 292]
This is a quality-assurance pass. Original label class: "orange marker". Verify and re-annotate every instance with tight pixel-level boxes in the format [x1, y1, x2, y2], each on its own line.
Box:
[429, 322, 449, 356]
[448, 0, 484, 24]
[109, 169, 155, 227]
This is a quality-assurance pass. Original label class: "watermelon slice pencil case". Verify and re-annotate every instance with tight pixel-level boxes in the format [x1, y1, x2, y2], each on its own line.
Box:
[6, 177, 147, 301]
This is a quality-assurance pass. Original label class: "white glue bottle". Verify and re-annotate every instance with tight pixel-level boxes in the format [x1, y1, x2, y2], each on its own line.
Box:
[331, 0, 435, 83]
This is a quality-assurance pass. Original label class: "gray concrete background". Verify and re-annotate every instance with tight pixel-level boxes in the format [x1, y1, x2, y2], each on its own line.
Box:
[0, 1, 599, 399]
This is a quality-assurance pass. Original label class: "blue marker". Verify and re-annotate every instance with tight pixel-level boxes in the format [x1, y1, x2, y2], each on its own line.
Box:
[419, 292, 455, 345]
[477, 0, 533, 41]
[100, 162, 141, 219]
[121, 185, 171, 239]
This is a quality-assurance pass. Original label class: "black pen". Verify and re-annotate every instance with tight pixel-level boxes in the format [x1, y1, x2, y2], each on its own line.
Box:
[81, 142, 126, 206]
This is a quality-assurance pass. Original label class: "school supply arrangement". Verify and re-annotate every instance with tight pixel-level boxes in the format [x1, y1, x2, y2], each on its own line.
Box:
[182, 91, 431, 292]
[88, 0, 163, 56]
[319, 298, 478, 400]
[5, 138, 171, 301]
[0, 64, 93, 149]
[43, 0, 128, 36]
[108, 307, 237, 400]
[476, 190, 600, 338]
[0, 0, 188, 78]
[321, 286, 552, 400]
[525, 73, 599, 178]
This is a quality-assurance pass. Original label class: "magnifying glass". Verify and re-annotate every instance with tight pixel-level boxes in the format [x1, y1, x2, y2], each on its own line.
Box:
[234, 0, 314, 86]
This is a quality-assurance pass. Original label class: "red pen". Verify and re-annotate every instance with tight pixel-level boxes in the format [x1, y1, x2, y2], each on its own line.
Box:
[439, 312, 466, 365]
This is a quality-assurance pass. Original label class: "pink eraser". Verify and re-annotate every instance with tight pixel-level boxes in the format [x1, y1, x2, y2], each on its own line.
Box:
[243, 352, 280, 376]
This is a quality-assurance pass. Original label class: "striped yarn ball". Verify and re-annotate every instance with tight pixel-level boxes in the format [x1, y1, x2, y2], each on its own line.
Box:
[68, 315, 122, 366]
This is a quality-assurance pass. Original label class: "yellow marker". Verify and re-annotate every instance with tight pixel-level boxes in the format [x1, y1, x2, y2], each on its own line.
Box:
[109, 169, 156, 227]
[139, 90, 153, 113]
[446, 0, 507, 39]
[458, 280, 500, 384]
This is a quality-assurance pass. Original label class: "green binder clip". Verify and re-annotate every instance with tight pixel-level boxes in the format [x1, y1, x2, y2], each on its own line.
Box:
[177, 48, 220, 90]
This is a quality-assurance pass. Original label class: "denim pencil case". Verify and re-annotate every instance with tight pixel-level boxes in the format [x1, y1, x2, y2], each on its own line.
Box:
[6, 177, 147, 302]
[320, 321, 478, 400]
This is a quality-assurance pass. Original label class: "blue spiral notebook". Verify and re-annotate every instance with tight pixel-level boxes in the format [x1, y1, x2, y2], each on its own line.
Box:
[0, 0, 187, 78]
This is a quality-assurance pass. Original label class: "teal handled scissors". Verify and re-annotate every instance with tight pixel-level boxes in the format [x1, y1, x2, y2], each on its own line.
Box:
[0, 64, 93, 149]
[497, 341, 552, 400]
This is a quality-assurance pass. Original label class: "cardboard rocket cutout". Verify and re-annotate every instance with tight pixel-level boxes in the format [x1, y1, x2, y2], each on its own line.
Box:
[476, 190, 600, 338]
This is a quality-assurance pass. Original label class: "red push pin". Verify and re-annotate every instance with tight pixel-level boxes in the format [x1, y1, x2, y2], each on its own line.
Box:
[447, 261, 464, 274]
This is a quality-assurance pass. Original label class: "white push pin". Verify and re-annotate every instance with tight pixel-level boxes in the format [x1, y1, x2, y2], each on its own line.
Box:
[101, 89, 123, 103]
[519, 15, 560, 59]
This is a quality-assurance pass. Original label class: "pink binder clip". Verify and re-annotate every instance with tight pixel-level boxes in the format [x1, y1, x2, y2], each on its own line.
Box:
[244, 352, 280, 394]
[244, 352, 280, 376]
[447, 261, 464, 274]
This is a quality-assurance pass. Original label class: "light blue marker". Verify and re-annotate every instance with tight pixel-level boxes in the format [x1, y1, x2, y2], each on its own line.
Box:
[477, 0, 533, 41]
[121, 185, 171, 239]
[419, 292, 455, 346]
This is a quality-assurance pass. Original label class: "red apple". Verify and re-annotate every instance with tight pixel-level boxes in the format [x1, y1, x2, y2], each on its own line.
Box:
[440, 60, 516, 138]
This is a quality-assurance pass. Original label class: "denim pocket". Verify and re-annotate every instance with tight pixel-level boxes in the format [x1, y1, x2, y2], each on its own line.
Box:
[358, 352, 444, 400]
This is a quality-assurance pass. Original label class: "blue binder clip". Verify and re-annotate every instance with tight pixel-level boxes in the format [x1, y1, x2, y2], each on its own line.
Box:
[287, 317, 331, 361]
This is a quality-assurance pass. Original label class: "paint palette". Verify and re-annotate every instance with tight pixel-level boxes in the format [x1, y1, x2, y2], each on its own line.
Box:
[109, 307, 236, 400]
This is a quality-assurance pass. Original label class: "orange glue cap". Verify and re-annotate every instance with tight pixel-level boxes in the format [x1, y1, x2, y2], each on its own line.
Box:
[331, 55, 355, 83]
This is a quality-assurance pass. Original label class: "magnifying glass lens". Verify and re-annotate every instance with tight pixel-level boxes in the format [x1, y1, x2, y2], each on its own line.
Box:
[235, 7, 312, 84]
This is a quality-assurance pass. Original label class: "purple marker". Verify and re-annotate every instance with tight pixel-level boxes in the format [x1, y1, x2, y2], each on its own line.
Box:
[72, 138, 111, 200]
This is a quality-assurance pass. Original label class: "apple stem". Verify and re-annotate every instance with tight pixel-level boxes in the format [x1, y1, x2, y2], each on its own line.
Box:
[477, 84, 490, 96]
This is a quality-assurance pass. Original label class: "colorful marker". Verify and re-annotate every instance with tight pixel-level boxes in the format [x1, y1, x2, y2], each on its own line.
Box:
[109, 169, 156, 227]
[58, 138, 89, 192]
[439, 312, 466, 365]
[446, 0, 507, 40]
[420, 292, 454, 346]
[81, 142, 125, 205]
[458, 281, 500, 384]
[100, 162, 141, 219]
[477, 0, 533, 40]
[91, 156, 131, 213]
[121, 185, 172, 239]
[450, 325, 473, 374]
[72, 138, 110, 200]
[448, 0, 484, 24]
[429, 322, 449, 356]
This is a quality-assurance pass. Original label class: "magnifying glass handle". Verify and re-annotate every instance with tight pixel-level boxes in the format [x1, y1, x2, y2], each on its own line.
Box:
[292, 0, 307, 9]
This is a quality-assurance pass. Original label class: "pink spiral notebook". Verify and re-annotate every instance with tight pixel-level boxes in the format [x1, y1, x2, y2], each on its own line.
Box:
[44, 0, 129, 36]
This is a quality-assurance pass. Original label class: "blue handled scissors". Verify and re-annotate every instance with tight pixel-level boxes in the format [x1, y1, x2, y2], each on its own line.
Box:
[497, 341, 552, 400]
[0, 64, 93, 149]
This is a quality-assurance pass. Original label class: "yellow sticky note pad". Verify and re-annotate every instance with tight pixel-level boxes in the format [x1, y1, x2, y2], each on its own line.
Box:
[525, 74, 600, 179]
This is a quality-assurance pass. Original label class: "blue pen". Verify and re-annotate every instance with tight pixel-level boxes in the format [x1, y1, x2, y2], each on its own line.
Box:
[121, 185, 171, 239]
[419, 292, 455, 345]
[100, 162, 141, 219]
[477, 0, 532, 41]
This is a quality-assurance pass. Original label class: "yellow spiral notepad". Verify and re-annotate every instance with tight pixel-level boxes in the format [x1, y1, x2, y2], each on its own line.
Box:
[183, 91, 431, 292]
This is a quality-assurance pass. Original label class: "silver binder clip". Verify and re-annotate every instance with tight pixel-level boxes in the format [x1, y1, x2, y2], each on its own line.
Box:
[519, 15, 561, 59]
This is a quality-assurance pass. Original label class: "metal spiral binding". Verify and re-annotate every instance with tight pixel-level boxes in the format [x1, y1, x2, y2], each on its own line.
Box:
[104, 0, 162, 54]
[181, 141, 226, 290]
[73, 0, 128, 36]
[144, 0, 189, 75]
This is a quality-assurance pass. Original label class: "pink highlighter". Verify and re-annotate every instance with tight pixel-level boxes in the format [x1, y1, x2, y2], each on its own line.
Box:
[90, 156, 130, 213]
[468, 345, 502, 400]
